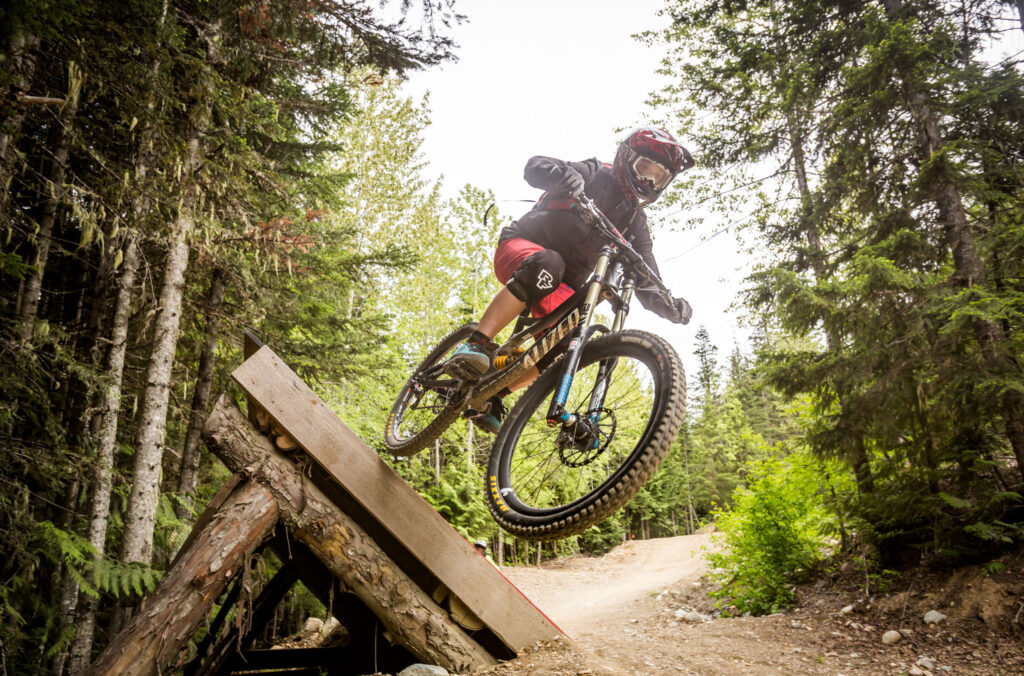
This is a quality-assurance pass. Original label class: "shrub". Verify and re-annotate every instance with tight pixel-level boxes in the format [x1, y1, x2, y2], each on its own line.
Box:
[706, 452, 839, 615]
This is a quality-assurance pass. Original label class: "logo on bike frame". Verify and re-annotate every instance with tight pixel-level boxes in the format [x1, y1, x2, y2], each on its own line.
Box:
[522, 308, 581, 370]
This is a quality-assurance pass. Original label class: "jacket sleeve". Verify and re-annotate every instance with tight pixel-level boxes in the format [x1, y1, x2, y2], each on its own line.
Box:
[628, 212, 678, 320]
[524, 156, 602, 192]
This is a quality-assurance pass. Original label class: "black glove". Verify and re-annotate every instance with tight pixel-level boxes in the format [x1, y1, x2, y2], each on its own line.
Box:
[549, 166, 584, 197]
[673, 297, 692, 325]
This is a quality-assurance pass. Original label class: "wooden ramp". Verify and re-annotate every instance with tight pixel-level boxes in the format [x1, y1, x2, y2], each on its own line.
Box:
[88, 339, 562, 676]
[232, 344, 562, 650]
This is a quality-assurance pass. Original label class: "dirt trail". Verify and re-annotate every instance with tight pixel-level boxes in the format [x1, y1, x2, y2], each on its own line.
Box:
[502, 534, 709, 636]
[490, 535, 1024, 676]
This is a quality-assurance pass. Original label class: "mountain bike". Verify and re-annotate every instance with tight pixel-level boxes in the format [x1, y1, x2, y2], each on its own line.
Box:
[383, 194, 686, 540]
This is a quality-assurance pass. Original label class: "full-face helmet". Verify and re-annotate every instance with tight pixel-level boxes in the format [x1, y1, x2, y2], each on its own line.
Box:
[613, 127, 694, 205]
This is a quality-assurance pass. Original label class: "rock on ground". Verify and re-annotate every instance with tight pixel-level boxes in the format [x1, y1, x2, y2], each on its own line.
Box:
[398, 664, 449, 676]
[882, 629, 902, 645]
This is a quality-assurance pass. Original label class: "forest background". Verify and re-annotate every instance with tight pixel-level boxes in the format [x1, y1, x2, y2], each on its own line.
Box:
[1, 0, 1023, 673]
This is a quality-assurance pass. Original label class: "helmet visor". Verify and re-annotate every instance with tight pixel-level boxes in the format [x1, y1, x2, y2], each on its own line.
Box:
[631, 156, 674, 191]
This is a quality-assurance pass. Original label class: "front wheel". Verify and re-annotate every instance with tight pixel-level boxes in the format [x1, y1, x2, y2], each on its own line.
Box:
[484, 330, 686, 540]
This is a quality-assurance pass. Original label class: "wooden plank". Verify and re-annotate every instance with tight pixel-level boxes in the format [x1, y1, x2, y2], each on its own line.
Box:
[243, 330, 265, 428]
[232, 346, 563, 652]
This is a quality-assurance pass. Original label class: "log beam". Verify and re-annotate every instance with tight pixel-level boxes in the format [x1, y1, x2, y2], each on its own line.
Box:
[202, 396, 496, 673]
[87, 478, 278, 676]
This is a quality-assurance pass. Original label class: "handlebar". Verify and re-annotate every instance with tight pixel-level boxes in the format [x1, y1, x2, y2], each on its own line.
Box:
[573, 194, 678, 310]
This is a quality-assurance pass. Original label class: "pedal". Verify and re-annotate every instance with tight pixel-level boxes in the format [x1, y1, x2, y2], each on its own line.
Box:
[443, 360, 485, 381]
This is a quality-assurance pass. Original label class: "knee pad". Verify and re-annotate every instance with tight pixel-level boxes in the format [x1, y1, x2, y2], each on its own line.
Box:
[506, 249, 565, 307]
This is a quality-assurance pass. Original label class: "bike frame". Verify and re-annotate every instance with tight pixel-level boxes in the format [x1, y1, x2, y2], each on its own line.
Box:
[412, 194, 673, 439]
[465, 244, 630, 415]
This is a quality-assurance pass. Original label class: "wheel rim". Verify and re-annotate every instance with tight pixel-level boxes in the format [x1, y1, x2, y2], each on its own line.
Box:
[391, 372, 458, 442]
[387, 330, 470, 445]
[497, 347, 661, 515]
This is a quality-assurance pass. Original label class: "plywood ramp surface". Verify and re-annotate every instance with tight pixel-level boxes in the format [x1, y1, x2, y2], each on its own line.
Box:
[233, 345, 563, 652]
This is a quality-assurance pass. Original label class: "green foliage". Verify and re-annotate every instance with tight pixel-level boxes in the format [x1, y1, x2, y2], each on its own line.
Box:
[652, 0, 1024, 566]
[0, 0, 461, 669]
[985, 561, 1005, 575]
[866, 567, 900, 595]
[706, 453, 845, 615]
[35, 521, 162, 600]
[578, 517, 627, 555]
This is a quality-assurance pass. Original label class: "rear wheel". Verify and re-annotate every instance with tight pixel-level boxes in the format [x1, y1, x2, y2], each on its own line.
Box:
[383, 323, 475, 456]
[484, 330, 685, 540]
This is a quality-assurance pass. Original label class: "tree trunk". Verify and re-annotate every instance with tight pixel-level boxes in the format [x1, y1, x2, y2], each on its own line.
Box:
[50, 482, 83, 675]
[438, 439, 444, 481]
[788, 116, 876, 494]
[119, 223, 191, 565]
[880, 0, 1024, 483]
[65, 236, 143, 675]
[85, 478, 278, 676]
[120, 78, 210, 565]
[175, 268, 226, 518]
[202, 397, 497, 673]
[16, 61, 82, 341]
[0, 28, 38, 174]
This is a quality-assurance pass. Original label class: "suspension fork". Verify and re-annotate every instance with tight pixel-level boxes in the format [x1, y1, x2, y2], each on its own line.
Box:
[611, 273, 635, 332]
[586, 273, 633, 421]
[546, 248, 613, 426]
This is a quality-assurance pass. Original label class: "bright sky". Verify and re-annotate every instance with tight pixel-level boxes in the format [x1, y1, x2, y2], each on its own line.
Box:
[402, 0, 754, 380]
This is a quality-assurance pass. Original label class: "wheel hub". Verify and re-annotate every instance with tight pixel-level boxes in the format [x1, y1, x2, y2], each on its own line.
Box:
[556, 408, 615, 467]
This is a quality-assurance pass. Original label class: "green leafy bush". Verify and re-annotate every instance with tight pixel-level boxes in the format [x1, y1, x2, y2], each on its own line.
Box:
[706, 453, 844, 615]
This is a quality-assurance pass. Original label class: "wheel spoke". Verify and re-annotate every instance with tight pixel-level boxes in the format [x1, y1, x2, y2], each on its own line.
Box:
[501, 351, 657, 510]
[385, 325, 475, 452]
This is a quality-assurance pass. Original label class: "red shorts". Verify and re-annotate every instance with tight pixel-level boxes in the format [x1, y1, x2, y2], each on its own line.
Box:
[493, 238, 575, 317]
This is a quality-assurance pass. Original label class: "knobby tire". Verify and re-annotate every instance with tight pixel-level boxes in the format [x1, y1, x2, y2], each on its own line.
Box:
[484, 330, 686, 540]
[383, 323, 475, 456]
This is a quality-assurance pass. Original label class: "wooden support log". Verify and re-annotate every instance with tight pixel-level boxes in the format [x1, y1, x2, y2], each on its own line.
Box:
[188, 551, 300, 676]
[87, 478, 278, 676]
[202, 396, 497, 674]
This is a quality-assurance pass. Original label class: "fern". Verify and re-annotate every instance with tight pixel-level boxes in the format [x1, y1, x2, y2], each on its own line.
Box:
[35, 521, 163, 599]
[91, 558, 163, 598]
[44, 625, 76, 659]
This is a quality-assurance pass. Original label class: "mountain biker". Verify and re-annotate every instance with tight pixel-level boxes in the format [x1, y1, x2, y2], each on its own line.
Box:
[444, 127, 695, 433]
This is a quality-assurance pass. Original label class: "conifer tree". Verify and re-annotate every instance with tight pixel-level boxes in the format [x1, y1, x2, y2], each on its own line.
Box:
[653, 0, 1024, 559]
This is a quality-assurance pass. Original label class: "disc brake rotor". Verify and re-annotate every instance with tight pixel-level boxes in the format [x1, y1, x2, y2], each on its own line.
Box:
[557, 407, 616, 467]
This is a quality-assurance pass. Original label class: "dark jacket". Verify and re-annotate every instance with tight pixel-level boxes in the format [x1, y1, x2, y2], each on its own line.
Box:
[499, 156, 676, 319]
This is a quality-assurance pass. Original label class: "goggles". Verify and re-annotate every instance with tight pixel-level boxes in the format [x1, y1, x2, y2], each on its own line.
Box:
[631, 156, 675, 191]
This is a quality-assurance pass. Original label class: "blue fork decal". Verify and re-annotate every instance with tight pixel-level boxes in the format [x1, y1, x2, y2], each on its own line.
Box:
[555, 373, 574, 407]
